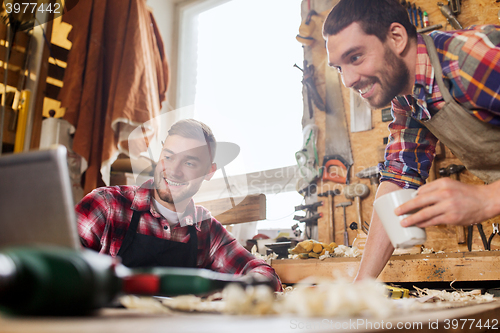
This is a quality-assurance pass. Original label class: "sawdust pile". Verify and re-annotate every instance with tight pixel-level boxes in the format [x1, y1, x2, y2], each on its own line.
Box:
[158, 278, 395, 318]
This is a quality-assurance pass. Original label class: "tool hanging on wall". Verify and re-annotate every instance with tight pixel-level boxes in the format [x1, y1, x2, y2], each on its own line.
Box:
[438, 1, 463, 29]
[487, 223, 499, 251]
[296, 124, 321, 185]
[318, 189, 342, 243]
[467, 223, 489, 251]
[336, 201, 352, 246]
[439, 164, 466, 244]
[322, 65, 354, 185]
[344, 183, 370, 231]
[294, 200, 323, 240]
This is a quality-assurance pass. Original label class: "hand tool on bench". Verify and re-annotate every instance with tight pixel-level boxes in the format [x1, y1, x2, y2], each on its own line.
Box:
[344, 183, 370, 230]
[318, 189, 342, 243]
[336, 201, 352, 246]
[439, 164, 466, 244]
[487, 223, 499, 251]
[467, 223, 489, 251]
[356, 166, 380, 195]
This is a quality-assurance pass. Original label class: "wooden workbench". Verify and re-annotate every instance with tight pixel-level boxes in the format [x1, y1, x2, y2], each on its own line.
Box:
[1, 301, 500, 333]
[272, 252, 500, 284]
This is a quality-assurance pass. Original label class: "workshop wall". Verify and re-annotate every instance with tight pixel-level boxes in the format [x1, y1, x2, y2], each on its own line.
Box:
[304, 0, 500, 253]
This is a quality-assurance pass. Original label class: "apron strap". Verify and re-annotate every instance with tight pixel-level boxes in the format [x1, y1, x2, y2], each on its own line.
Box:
[117, 210, 142, 257]
[187, 225, 198, 267]
[421, 34, 455, 104]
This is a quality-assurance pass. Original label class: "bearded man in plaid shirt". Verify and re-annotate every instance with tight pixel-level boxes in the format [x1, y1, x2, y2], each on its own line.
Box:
[76, 119, 282, 291]
[324, 0, 500, 281]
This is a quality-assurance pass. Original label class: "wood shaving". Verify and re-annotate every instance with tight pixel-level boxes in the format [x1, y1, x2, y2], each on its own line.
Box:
[161, 295, 225, 313]
[410, 285, 495, 311]
[332, 245, 360, 258]
[222, 278, 395, 318]
[251, 245, 278, 264]
[119, 295, 172, 314]
[420, 247, 445, 254]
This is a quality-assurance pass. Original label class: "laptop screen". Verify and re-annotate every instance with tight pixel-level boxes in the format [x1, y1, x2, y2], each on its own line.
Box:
[0, 145, 80, 250]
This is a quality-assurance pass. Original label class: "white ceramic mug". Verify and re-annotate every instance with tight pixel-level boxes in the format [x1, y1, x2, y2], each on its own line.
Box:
[373, 189, 426, 249]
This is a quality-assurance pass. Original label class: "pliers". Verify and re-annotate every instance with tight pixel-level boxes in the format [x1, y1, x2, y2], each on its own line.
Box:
[487, 223, 499, 251]
[467, 223, 489, 251]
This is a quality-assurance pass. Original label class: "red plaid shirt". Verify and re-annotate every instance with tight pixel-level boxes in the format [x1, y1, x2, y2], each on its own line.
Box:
[76, 180, 282, 291]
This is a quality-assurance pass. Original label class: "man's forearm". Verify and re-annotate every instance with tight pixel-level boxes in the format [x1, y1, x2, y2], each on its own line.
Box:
[354, 181, 401, 281]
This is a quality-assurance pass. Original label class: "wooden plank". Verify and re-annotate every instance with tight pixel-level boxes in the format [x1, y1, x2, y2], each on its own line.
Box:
[1, 301, 500, 333]
[45, 83, 61, 101]
[272, 251, 500, 284]
[199, 194, 266, 225]
[47, 62, 65, 81]
[50, 44, 69, 63]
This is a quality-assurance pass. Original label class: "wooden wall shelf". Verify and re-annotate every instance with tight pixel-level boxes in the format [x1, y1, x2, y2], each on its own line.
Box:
[272, 251, 500, 284]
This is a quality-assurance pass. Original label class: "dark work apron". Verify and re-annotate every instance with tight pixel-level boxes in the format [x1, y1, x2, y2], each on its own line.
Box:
[117, 210, 198, 268]
[421, 34, 500, 184]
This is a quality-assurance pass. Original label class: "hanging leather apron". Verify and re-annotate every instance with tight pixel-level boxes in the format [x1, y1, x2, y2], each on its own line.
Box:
[420, 34, 500, 184]
[117, 210, 198, 268]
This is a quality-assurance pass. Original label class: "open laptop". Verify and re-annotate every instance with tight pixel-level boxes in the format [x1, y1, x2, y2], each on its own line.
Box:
[0, 145, 80, 249]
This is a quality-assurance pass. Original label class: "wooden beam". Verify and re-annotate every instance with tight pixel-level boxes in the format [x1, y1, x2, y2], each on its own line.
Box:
[272, 251, 500, 284]
[198, 194, 266, 225]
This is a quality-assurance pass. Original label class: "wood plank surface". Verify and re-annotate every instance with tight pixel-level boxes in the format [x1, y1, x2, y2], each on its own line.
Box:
[272, 251, 500, 284]
[199, 194, 266, 225]
[1, 301, 500, 333]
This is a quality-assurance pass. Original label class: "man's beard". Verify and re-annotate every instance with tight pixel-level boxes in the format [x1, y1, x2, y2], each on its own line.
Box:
[153, 173, 197, 205]
[363, 48, 410, 108]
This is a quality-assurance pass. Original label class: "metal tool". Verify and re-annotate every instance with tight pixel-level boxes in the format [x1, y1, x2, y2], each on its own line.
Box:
[467, 223, 489, 251]
[439, 164, 466, 244]
[362, 221, 370, 235]
[322, 154, 351, 184]
[449, 0, 461, 15]
[438, 2, 462, 30]
[418, 7, 424, 28]
[344, 183, 370, 229]
[356, 166, 380, 194]
[487, 223, 499, 250]
[336, 201, 352, 246]
[412, 3, 418, 27]
[319, 189, 342, 243]
[406, 2, 413, 25]
[323, 64, 354, 183]
[418, 24, 442, 35]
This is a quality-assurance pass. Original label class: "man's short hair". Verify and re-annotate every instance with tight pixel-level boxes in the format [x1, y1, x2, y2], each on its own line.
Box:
[323, 0, 417, 42]
[167, 119, 217, 162]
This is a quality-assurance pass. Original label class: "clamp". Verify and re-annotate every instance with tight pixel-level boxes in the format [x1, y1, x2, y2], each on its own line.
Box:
[467, 223, 489, 251]
[487, 223, 500, 251]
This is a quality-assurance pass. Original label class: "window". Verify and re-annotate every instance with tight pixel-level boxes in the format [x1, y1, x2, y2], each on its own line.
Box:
[178, 0, 304, 231]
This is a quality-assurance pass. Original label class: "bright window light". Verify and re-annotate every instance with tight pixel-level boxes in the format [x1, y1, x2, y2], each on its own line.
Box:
[184, 0, 305, 232]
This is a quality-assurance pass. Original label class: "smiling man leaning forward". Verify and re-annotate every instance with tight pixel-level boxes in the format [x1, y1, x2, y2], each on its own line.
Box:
[323, 0, 500, 280]
[76, 119, 282, 291]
